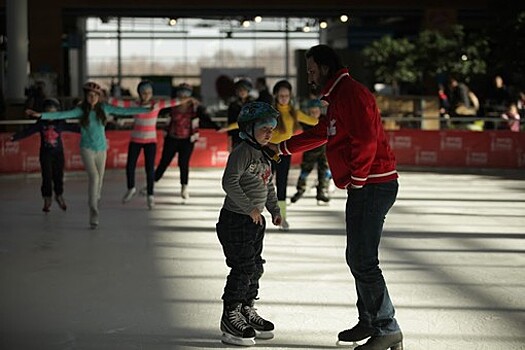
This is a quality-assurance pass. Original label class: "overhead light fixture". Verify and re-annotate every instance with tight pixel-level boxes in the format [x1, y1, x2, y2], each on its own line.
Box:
[319, 19, 328, 29]
[340, 14, 349, 23]
[303, 25, 311, 33]
[242, 19, 251, 27]
[254, 16, 262, 23]
[168, 18, 177, 26]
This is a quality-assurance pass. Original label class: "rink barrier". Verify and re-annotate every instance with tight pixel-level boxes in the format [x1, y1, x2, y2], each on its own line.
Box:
[1, 129, 524, 173]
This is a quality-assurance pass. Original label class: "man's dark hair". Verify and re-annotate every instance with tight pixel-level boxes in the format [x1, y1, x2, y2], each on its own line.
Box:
[305, 45, 344, 78]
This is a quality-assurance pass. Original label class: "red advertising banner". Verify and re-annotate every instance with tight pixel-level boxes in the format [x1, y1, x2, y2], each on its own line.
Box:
[386, 130, 525, 168]
[1, 129, 524, 174]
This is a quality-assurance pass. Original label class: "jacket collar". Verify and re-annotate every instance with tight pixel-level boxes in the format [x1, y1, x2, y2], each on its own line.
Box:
[321, 68, 350, 99]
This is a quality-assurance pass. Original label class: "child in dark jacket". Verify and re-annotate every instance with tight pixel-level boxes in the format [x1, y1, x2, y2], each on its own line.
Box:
[216, 102, 282, 347]
[11, 98, 80, 212]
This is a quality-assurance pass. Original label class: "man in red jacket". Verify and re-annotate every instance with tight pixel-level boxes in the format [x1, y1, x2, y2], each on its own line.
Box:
[269, 45, 402, 350]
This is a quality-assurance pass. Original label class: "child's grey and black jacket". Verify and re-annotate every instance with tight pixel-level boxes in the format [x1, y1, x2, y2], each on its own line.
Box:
[221, 142, 280, 218]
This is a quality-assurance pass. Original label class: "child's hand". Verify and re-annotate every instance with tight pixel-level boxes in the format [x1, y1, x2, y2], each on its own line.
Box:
[25, 109, 41, 118]
[272, 214, 282, 226]
[188, 97, 200, 107]
[249, 208, 263, 225]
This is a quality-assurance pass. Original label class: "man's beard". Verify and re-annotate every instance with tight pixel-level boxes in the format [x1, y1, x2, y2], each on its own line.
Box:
[308, 82, 322, 96]
[308, 74, 328, 97]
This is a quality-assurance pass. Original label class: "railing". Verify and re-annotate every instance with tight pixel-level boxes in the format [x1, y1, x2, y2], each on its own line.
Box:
[0, 93, 521, 132]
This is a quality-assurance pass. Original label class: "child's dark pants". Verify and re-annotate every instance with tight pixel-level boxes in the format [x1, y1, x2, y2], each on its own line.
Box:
[216, 208, 266, 304]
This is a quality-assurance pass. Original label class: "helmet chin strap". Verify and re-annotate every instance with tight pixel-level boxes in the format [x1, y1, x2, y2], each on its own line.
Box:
[244, 124, 262, 148]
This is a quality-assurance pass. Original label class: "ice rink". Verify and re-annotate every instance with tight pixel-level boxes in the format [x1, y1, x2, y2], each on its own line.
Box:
[1, 167, 524, 350]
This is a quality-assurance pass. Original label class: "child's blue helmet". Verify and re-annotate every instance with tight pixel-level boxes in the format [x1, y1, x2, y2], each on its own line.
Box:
[238, 102, 279, 140]
[306, 98, 323, 108]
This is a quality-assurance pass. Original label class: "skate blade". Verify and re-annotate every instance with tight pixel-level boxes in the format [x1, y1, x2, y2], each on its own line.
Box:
[317, 200, 330, 206]
[335, 338, 367, 347]
[221, 332, 255, 346]
[255, 330, 274, 340]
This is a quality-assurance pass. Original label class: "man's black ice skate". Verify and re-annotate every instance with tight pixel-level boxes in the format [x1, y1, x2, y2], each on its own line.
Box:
[220, 302, 256, 346]
[355, 332, 403, 350]
[337, 322, 374, 344]
[242, 300, 274, 339]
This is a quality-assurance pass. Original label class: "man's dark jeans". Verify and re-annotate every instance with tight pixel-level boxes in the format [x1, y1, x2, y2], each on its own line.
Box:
[216, 208, 266, 304]
[345, 179, 400, 335]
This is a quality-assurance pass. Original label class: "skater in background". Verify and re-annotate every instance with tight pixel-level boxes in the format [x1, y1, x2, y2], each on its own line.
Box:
[269, 45, 403, 350]
[108, 80, 195, 209]
[27, 81, 152, 229]
[255, 77, 273, 104]
[12, 98, 80, 212]
[290, 98, 331, 205]
[500, 103, 521, 132]
[24, 80, 47, 113]
[270, 79, 318, 230]
[152, 83, 221, 201]
[222, 78, 256, 150]
[216, 102, 282, 347]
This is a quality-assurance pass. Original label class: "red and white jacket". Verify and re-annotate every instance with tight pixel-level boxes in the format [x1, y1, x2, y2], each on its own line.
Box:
[278, 68, 398, 189]
[108, 98, 182, 144]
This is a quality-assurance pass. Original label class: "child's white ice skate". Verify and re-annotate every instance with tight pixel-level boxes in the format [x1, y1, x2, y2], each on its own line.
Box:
[122, 187, 136, 203]
[181, 185, 189, 204]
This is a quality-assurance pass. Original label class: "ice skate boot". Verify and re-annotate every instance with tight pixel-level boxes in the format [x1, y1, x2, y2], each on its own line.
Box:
[42, 197, 52, 212]
[220, 302, 256, 346]
[316, 188, 330, 206]
[355, 332, 403, 350]
[55, 195, 67, 211]
[290, 189, 305, 203]
[337, 322, 374, 344]
[122, 187, 136, 203]
[89, 208, 99, 229]
[242, 300, 274, 339]
[147, 195, 155, 209]
[181, 185, 189, 200]
[279, 218, 289, 231]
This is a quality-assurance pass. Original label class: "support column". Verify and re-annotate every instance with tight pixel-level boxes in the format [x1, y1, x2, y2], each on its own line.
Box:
[69, 17, 87, 98]
[6, 0, 28, 101]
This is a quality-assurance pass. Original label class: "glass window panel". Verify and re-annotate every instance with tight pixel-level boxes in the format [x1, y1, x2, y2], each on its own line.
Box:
[86, 16, 319, 98]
